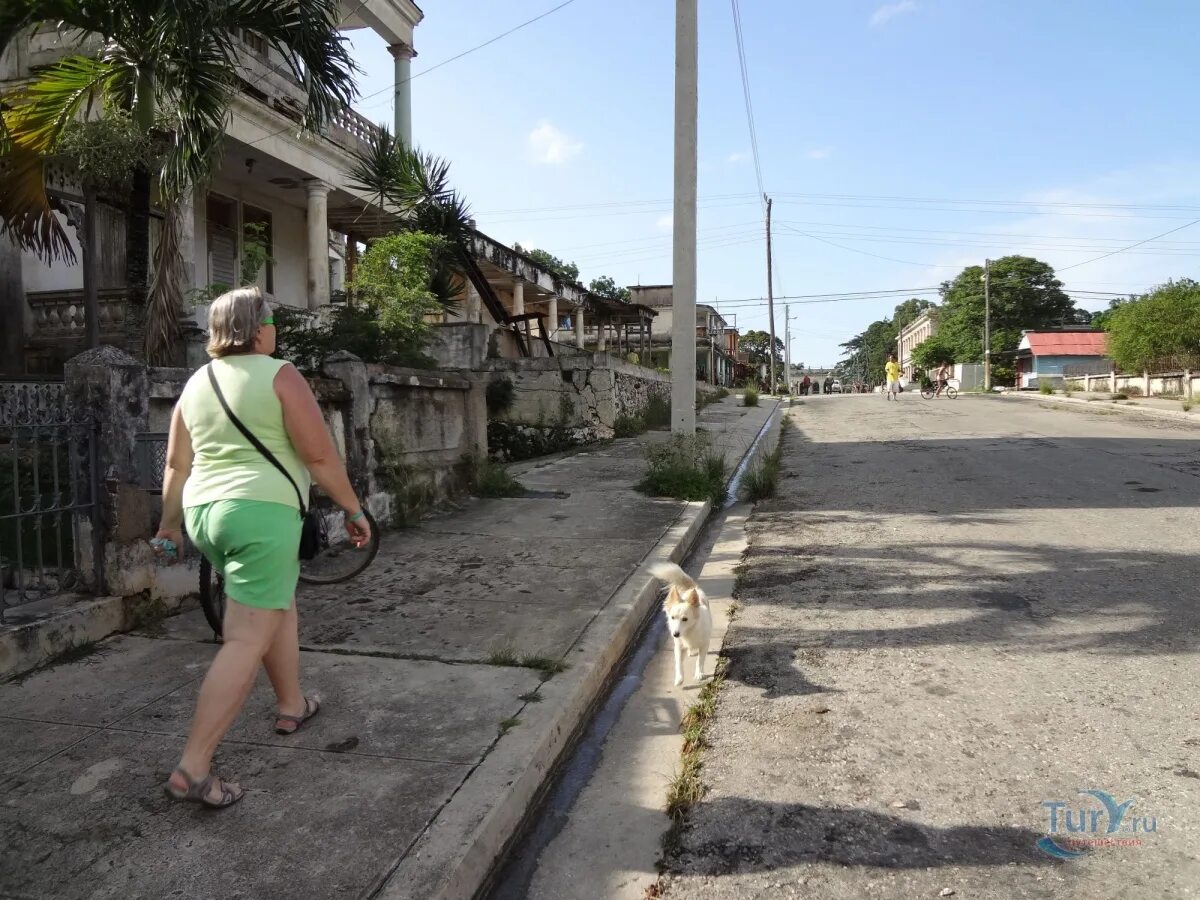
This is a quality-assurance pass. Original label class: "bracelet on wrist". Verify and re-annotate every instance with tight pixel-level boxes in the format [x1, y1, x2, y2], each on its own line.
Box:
[347, 509, 366, 523]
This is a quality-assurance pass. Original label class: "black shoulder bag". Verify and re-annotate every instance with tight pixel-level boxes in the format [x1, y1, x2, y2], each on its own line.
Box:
[207, 365, 321, 560]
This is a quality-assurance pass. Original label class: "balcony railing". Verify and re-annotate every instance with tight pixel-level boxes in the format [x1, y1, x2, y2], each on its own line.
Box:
[27, 291, 126, 343]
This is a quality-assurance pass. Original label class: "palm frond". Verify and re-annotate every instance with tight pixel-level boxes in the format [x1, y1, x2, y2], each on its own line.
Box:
[0, 130, 74, 262]
[4, 54, 124, 154]
[216, 0, 358, 130]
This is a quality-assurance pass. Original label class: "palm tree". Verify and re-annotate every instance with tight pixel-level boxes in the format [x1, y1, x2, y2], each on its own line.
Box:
[0, 0, 358, 363]
[346, 131, 541, 353]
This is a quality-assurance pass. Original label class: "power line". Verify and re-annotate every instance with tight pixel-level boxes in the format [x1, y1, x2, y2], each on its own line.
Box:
[247, 0, 584, 148]
[1057, 217, 1200, 271]
[778, 224, 959, 268]
[729, 0, 765, 202]
[400, 0, 583, 86]
[772, 191, 1200, 213]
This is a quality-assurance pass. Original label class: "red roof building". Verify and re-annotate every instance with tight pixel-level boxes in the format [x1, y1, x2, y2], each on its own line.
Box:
[1015, 329, 1109, 388]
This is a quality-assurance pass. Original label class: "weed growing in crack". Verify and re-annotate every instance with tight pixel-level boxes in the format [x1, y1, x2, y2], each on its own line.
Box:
[498, 716, 521, 735]
[661, 659, 729, 857]
[638, 433, 727, 504]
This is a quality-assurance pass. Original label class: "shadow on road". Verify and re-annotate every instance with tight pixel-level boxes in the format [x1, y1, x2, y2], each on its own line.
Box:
[673, 798, 1054, 873]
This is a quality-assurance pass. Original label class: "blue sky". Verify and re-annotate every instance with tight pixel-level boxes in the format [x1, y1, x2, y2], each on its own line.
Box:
[348, 1, 1200, 367]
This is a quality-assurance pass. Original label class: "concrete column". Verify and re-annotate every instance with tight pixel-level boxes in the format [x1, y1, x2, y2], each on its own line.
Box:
[1144, 370, 1152, 397]
[1110, 369, 1117, 393]
[597, 319, 607, 352]
[512, 278, 524, 317]
[467, 282, 481, 324]
[65, 346, 151, 593]
[575, 307, 585, 348]
[671, 0, 699, 433]
[389, 43, 416, 146]
[305, 181, 330, 309]
[1186, 369, 1194, 402]
[547, 297, 559, 340]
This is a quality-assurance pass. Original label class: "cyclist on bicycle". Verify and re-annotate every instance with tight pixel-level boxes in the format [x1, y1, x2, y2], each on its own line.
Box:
[934, 361, 951, 398]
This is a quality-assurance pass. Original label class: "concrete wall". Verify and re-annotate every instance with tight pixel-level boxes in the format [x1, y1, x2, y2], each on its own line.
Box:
[66, 348, 487, 602]
[484, 354, 671, 461]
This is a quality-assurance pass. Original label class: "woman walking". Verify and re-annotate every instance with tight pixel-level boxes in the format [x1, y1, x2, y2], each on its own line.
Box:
[154, 286, 371, 807]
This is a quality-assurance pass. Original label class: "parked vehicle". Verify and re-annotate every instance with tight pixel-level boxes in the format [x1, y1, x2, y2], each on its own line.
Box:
[830, 379, 843, 393]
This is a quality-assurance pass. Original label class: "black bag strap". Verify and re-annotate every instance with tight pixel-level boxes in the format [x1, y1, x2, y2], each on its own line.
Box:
[206, 364, 307, 515]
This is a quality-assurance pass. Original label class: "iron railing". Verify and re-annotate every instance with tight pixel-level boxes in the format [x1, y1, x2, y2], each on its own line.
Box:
[0, 380, 102, 620]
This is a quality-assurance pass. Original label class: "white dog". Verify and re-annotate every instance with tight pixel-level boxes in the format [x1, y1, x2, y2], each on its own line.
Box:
[651, 562, 713, 686]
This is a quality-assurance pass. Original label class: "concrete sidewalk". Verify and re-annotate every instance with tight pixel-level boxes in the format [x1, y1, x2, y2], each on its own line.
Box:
[0, 396, 776, 900]
[1002, 388, 1200, 425]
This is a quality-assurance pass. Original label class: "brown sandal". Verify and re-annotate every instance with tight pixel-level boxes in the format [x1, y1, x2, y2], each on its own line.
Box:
[275, 695, 320, 735]
[165, 767, 244, 809]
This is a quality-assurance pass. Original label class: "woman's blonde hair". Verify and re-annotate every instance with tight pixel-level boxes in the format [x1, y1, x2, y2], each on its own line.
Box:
[206, 286, 271, 358]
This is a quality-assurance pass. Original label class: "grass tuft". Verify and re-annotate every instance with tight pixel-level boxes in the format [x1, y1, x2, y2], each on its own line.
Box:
[486, 647, 568, 679]
[663, 658, 729, 859]
[1184, 401, 1194, 413]
[742, 387, 760, 407]
[474, 460, 526, 498]
[498, 716, 520, 735]
[638, 433, 727, 505]
[1038, 381, 1054, 395]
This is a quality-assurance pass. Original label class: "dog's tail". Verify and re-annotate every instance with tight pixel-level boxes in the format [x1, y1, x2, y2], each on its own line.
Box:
[650, 561, 699, 593]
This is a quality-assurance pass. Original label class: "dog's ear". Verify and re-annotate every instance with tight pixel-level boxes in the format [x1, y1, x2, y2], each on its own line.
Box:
[684, 589, 700, 607]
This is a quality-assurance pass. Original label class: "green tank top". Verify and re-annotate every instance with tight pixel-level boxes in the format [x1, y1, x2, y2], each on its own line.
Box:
[179, 355, 311, 510]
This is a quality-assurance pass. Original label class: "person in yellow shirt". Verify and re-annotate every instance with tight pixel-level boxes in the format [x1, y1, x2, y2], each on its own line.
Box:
[884, 354, 902, 401]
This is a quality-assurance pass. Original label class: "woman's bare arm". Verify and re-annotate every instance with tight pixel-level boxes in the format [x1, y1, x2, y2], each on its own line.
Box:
[155, 404, 194, 555]
[275, 364, 361, 515]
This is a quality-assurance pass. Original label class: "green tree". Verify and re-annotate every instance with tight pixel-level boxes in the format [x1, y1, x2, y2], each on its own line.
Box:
[935, 256, 1076, 374]
[1106, 279, 1200, 372]
[740, 329, 783, 367]
[1090, 297, 1132, 331]
[0, 0, 357, 363]
[588, 275, 631, 303]
[516, 246, 579, 284]
[911, 332, 957, 369]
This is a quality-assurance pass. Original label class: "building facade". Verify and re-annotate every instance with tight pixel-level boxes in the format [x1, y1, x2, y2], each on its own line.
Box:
[1, 1, 424, 373]
[896, 310, 937, 380]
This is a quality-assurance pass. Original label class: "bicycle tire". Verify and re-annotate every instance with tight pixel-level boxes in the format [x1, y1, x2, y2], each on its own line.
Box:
[946, 387, 958, 399]
[198, 555, 226, 637]
[298, 508, 381, 585]
[921, 387, 935, 400]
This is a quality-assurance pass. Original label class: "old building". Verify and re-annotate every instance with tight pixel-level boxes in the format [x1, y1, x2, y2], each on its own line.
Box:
[896, 309, 937, 380]
[628, 285, 738, 386]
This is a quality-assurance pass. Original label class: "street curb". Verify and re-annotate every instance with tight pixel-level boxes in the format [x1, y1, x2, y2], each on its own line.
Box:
[375, 402, 783, 900]
[999, 390, 1200, 425]
[0, 592, 196, 680]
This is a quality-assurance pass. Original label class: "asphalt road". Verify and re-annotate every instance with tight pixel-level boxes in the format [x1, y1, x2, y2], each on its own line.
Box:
[659, 394, 1200, 899]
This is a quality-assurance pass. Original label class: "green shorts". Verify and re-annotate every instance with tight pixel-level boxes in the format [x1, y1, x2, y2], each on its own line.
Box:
[185, 500, 301, 610]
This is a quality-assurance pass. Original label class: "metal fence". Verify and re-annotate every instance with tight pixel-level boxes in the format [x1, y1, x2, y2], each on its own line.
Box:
[0, 380, 102, 621]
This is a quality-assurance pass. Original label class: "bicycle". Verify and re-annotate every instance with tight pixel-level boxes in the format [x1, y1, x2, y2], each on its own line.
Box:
[198, 488, 380, 637]
[921, 379, 958, 400]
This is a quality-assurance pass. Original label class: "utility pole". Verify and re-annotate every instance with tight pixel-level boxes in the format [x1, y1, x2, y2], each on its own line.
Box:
[671, 0, 698, 434]
[784, 304, 791, 394]
[983, 258, 992, 391]
[765, 194, 776, 394]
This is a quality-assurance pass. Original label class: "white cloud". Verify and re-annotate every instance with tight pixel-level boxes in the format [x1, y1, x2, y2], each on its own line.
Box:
[728, 151, 750, 164]
[655, 213, 673, 231]
[807, 146, 833, 160]
[528, 121, 583, 164]
[869, 0, 917, 27]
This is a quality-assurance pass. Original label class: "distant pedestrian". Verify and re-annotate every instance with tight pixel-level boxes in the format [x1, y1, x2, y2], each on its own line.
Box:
[885, 354, 902, 401]
[934, 361, 952, 398]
